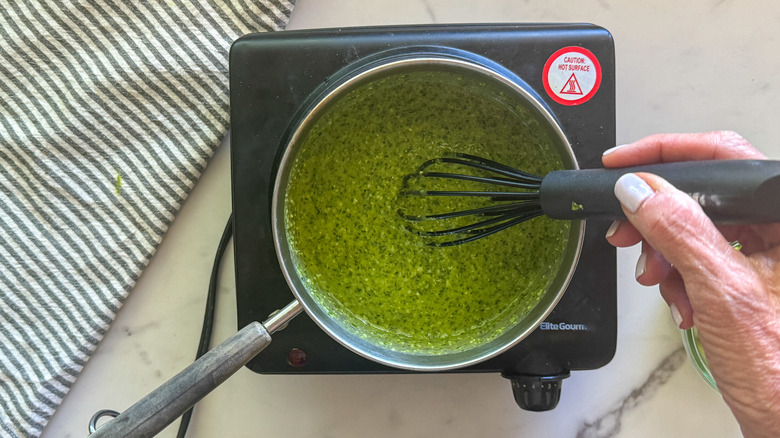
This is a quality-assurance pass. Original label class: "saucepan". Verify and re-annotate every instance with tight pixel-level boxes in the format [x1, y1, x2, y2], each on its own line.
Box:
[89, 48, 582, 437]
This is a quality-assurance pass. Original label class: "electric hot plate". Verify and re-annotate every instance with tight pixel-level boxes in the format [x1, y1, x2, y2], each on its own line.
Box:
[229, 23, 616, 411]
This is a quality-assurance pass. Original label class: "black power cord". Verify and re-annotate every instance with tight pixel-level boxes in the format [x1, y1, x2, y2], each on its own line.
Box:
[176, 213, 234, 438]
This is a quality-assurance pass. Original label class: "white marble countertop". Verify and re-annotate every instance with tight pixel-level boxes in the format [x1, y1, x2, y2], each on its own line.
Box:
[44, 1, 780, 437]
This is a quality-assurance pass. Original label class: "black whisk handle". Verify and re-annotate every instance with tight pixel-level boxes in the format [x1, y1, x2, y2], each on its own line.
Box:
[539, 160, 780, 223]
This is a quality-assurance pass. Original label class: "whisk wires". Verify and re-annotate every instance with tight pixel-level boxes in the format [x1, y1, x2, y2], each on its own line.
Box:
[398, 153, 544, 247]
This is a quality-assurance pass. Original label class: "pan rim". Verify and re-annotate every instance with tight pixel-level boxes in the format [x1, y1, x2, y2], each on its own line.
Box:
[271, 49, 584, 371]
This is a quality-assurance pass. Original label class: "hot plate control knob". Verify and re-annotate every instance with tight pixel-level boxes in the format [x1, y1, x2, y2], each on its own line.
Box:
[502, 371, 570, 412]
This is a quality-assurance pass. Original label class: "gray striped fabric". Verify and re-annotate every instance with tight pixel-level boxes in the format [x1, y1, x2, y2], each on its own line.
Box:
[0, 1, 293, 436]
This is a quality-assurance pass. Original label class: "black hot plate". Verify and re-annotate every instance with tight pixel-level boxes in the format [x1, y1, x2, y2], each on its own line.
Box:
[229, 23, 616, 411]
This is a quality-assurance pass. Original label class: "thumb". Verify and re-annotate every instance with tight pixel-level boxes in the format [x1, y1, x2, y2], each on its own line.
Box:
[613, 172, 737, 282]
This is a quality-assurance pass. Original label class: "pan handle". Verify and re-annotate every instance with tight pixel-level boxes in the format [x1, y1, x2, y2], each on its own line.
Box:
[90, 300, 303, 437]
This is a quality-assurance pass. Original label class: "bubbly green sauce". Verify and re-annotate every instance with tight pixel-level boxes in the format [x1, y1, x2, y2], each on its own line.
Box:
[284, 68, 571, 355]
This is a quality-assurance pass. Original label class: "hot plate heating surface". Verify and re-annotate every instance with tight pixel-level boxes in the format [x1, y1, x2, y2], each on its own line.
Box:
[229, 25, 616, 385]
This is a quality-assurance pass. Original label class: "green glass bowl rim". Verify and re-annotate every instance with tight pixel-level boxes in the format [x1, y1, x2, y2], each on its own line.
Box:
[681, 327, 719, 392]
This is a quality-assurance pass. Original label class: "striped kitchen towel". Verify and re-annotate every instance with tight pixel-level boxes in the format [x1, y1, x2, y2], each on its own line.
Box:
[0, 1, 293, 436]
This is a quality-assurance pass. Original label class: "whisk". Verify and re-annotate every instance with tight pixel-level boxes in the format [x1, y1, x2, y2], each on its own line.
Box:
[398, 153, 780, 246]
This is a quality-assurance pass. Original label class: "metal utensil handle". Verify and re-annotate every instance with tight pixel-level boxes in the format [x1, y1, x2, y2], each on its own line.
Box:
[90, 300, 303, 437]
[540, 159, 780, 222]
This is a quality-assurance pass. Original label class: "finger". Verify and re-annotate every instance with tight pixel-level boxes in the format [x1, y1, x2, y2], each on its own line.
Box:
[612, 172, 738, 282]
[605, 220, 643, 247]
[750, 223, 780, 248]
[718, 224, 779, 255]
[658, 269, 693, 330]
[602, 131, 765, 168]
[635, 243, 674, 286]
[753, 245, 780, 278]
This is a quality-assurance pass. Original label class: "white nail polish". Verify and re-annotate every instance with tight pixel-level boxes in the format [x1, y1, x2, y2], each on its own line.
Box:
[635, 251, 647, 279]
[670, 303, 684, 328]
[605, 220, 620, 238]
[614, 173, 654, 213]
[602, 144, 629, 156]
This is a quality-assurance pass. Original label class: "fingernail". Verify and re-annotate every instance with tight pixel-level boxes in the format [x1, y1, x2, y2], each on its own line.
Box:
[605, 220, 620, 238]
[670, 303, 684, 328]
[635, 251, 647, 279]
[602, 144, 629, 156]
[614, 173, 654, 213]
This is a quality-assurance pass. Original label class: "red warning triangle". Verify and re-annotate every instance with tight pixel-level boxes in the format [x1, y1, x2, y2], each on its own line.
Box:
[559, 73, 583, 95]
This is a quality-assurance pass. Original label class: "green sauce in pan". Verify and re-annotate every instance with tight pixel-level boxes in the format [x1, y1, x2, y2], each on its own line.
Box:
[284, 68, 571, 355]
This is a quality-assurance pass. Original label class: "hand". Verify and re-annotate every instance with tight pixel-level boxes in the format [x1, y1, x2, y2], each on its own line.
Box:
[602, 131, 780, 438]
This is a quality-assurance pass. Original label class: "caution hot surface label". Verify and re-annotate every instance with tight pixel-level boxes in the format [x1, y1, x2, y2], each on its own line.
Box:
[543, 46, 602, 106]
